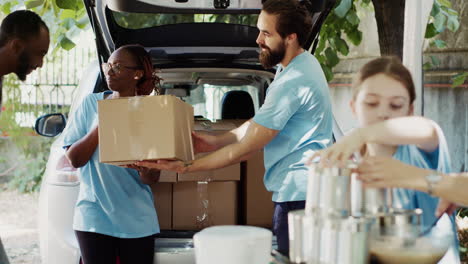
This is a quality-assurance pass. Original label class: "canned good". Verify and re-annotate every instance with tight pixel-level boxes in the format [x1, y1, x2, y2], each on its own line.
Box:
[306, 163, 355, 217]
[336, 217, 371, 264]
[362, 188, 394, 215]
[369, 208, 423, 237]
[289, 210, 321, 264]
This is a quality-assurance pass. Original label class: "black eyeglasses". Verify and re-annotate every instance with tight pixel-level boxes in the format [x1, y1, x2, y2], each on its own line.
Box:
[101, 62, 140, 75]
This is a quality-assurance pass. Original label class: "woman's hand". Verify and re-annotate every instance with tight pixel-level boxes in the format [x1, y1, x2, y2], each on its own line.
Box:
[307, 128, 366, 167]
[192, 131, 219, 154]
[357, 156, 424, 189]
[135, 160, 189, 174]
[436, 199, 458, 217]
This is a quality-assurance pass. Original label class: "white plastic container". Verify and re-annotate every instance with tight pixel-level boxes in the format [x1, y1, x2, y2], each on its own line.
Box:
[193, 225, 272, 264]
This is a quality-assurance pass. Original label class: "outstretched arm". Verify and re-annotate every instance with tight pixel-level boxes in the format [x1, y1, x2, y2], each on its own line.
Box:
[308, 116, 439, 165]
[136, 120, 278, 173]
[358, 156, 468, 208]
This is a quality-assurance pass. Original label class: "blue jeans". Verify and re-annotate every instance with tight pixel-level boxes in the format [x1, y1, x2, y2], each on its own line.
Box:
[273, 200, 305, 257]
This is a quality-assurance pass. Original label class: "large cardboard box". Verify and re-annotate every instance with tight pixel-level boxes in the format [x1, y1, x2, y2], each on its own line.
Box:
[150, 183, 173, 230]
[172, 181, 238, 230]
[242, 151, 273, 228]
[98, 95, 194, 166]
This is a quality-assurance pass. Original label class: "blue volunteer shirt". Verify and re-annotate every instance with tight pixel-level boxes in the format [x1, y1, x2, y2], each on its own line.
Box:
[253, 51, 333, 202]
[62, 91, 159, 238]
[393, 123, 460, 263]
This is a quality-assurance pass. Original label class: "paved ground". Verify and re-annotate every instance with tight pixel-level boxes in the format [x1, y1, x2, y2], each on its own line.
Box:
[0, 185, 41, 264]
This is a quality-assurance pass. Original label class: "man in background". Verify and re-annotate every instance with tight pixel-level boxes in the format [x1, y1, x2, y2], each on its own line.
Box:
[0, 10, 50, 263]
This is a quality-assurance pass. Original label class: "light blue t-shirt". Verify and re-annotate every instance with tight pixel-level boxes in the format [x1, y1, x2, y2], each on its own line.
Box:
[62, 91, 159, 238]
[253, 52, 333, 202]
[393, 124, 459, 263]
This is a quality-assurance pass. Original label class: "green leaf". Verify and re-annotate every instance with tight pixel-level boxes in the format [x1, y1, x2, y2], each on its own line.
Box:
[58, 35, 76, 50]
[334, 37, 349, 56]
[345, 10, 360, 26]
[61, 18, 75, 30]
[55, 0, 78, 10]
[25, 0, 44, 9]
[1, 2, 11, 14]
[360, 0, 371, 6]
[430, 2, 441, 17]
[334, 0, 352, 18]
[76, 16, 89, 29]
[425, 23, 438, 38]
[452, 72, 468, 88]
[433, 12, 446, 32]
[423, 62, 432, 71]
[346, 29, 362, 46]
[430, 55, 440, 67]
[447, 15, 460, 32]
[430, 39, 446, 48]
[320, 64, 334, 82]
[316, 38, 326, 54]
[60, 9, 76, 20]
[324, 47, 340, 67]
[437, 0, 452, 8]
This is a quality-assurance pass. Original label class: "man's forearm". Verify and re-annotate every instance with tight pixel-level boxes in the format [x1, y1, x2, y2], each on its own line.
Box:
[216, 119, 252, 147]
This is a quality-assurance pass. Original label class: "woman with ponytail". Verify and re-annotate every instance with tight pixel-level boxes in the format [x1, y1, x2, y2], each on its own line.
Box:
[61, 44, 160, 264]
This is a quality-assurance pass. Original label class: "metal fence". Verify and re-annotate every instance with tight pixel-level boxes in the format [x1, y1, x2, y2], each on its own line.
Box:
[3, 47, 96, 127]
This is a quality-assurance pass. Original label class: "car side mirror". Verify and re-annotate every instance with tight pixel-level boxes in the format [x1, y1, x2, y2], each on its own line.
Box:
[35, 113, 66, 137]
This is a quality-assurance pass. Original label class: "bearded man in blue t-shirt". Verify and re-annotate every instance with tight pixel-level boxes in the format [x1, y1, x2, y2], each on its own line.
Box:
[138, 0, 333, 257]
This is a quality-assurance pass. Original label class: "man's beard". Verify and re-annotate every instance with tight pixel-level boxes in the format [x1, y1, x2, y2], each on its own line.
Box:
[15, 51, 33, 81]
[259, 41, 286, 69]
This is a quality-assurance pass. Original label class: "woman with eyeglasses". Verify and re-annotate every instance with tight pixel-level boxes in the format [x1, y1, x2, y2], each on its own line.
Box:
[61, 44, 161, 264]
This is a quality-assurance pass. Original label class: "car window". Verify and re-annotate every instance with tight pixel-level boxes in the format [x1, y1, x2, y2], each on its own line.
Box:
[112, 12, 258, 29]
[173, 84, 259, 121]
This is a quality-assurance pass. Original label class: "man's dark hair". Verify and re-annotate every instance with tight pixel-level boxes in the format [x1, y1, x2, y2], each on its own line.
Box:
[0, 10, 48, 47]
[262, 0, 313, 47]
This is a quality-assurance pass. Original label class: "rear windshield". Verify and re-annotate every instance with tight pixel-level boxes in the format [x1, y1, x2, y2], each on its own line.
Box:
[167, 84, 259, 121]
[112, 12, 259, 29]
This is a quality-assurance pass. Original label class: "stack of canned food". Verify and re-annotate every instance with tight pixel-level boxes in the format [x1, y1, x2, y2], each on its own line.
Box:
[288, 162, 423, 264]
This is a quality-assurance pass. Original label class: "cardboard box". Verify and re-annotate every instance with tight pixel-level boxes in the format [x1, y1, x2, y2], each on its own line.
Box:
[150, 183, 173, 230]
[194, 119, 273, 228]
[98, 95, 194, 165]
[242, 151, 273, 228]
[172, 181, 238, 230]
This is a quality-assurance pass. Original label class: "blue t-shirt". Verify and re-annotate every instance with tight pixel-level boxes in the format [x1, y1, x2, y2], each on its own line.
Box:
[253, 52, 333, 202]
[62, 91, 159, 238]
[393, 124, 459, 263]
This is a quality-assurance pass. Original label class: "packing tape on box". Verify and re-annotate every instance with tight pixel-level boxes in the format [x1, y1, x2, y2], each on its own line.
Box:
[196, 181, 213, 229]
[194, 166, 214, 228]
[127, 97, 147, 161]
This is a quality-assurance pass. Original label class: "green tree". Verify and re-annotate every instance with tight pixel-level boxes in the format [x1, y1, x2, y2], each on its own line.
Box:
[316, 0, 461, 81]
[0, 0, 89, 51]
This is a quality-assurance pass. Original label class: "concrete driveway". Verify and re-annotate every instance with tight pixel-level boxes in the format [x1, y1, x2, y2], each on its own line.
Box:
[0, 185, 40, 264]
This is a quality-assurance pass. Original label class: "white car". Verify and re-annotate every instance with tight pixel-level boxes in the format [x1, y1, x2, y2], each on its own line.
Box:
[34, 0, 337, 263]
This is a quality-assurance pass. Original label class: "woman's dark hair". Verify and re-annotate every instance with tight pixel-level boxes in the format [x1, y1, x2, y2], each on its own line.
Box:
[118, 44, 161, 96]
[352, 56, 416, 103]
[262, 0, 312, 47]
